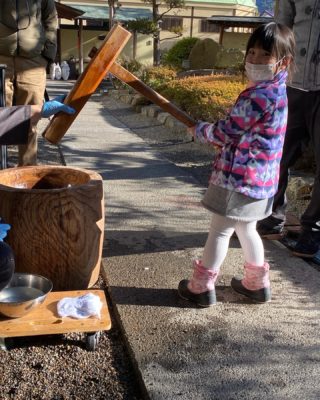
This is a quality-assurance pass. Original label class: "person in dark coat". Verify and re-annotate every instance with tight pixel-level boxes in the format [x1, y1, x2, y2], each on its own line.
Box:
[257, 0, 320, 258]
[0, 0, 58, 165]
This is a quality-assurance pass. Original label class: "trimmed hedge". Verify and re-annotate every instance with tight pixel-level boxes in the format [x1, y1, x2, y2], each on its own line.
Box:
[117, 65, 246, 122]
[155, 74, 246, 121]
[143, 66, 177, 89]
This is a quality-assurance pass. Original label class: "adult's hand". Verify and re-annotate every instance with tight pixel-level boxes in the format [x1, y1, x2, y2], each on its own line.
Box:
[0, 221, 10, 241]
[41, 95, 75, 118]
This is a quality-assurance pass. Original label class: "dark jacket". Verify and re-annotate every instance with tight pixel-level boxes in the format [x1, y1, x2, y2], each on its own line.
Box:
[276, 0, 320, 90]
[0, 106, 30, 145]
[0, 0, 57, 61]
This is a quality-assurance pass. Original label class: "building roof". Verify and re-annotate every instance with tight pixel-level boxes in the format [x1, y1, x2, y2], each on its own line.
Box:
[55, 2, 84, 19]
[66, 4, 152, 21]
[207, 15, 273, 28]
[187, 0, 256, 7]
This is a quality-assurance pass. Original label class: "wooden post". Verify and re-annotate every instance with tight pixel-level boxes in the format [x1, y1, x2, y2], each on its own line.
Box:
[78, 19, 84, 74]
[190, 6, 194, 37]
[219, 25, 224, 45]
[133, 31, 137, 60]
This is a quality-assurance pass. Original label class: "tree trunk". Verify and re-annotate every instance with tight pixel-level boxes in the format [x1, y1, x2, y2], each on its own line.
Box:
[153, 32, 161, 66]
[153, 0, 161, 66]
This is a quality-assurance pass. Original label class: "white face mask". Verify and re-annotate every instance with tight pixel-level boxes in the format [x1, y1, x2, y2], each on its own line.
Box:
[245, 58, 284, 83]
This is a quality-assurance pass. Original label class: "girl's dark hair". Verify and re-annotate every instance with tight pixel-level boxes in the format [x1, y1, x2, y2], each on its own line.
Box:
[245, 22, 296, 79]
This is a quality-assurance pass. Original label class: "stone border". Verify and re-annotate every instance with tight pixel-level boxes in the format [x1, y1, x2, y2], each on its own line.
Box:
[107, 89, 189, 135]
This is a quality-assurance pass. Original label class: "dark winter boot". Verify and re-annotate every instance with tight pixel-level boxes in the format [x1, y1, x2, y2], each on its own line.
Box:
[178, 260, 219, 307]
[231, 262, 271, 303]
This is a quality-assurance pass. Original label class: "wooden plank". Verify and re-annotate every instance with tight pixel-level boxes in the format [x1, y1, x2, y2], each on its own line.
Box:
[0, 290, 111, 338]
[43, 24, 132, 144]
[109, 62, 196, 128]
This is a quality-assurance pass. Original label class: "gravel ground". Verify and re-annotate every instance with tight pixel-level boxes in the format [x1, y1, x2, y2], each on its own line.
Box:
[0, 94, 311, 399]
[0, 278, 143, 400]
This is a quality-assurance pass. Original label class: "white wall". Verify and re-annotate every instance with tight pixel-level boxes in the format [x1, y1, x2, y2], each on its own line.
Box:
[59, 0, 257, 64]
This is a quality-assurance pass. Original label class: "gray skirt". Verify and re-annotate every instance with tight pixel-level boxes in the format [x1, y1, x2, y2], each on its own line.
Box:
[201, 184, 273, 222]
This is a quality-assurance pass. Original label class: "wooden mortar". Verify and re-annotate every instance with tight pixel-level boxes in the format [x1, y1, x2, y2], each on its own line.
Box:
[0, 166, 104, 290]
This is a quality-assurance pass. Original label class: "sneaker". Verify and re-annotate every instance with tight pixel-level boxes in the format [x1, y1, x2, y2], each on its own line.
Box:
[178, 279, 216, 307]
[292, 230, 320, 258]
[231, 278, 271, 303]
[257, 216, 285, 239]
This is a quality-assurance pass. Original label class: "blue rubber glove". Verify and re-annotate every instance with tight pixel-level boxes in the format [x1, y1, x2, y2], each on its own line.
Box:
[41, 95, 75, 118]
[0, 220, 10, 241]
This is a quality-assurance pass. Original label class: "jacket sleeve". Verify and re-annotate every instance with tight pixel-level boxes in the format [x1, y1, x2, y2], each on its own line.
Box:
[275, 0, 295, 28]
[0, 106, 31, 145]
[41, 0, 58, 61]
[195, 93, 269, 147]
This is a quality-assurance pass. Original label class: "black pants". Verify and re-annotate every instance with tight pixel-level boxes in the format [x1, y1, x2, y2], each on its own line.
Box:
[273, 86, 320, 231]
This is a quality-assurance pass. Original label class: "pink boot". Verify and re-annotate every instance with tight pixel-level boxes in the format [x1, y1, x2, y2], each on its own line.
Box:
[178, 260, 219, 307]
[231, 262, 271, 303]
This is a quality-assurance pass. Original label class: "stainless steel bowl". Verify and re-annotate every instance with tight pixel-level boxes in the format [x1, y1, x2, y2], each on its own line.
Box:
[0, 273, 53, 318]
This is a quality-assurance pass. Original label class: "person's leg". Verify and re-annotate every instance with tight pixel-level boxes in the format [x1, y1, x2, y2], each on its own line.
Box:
[178, 213, 236, 307]
[234, 220, 264, 266]
[258, 87, 310, 238]
[293, 90, 320, 257]
[231, 220, 271, 302]
[201, 213, 235, 269]
[0, 57, 15, 168]
[0, 55, 15, 106]
[14, 56, 47, 166]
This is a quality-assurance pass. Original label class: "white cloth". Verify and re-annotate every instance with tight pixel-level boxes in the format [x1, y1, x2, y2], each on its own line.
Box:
[57, 293, 102, 319]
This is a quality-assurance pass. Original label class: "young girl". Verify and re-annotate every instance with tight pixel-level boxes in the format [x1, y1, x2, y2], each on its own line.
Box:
[178, 22, 295, 307]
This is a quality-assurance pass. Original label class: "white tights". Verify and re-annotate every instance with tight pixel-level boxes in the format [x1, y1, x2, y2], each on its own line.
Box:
[202, 213, 265, 270]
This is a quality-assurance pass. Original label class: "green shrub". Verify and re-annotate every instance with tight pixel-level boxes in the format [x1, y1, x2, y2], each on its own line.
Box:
[153, 75, 246, 121]
[164, 37, 199, 69]
[126, 18, 158, 35]
[143, 66, 178, 90]
[120, 59, 144, 76]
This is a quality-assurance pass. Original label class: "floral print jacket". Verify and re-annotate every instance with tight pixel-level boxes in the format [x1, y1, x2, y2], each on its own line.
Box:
[195, 71, 288, 200]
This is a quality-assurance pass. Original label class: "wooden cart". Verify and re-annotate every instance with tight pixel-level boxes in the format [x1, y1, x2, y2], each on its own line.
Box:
[0, 289, 111, 351]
